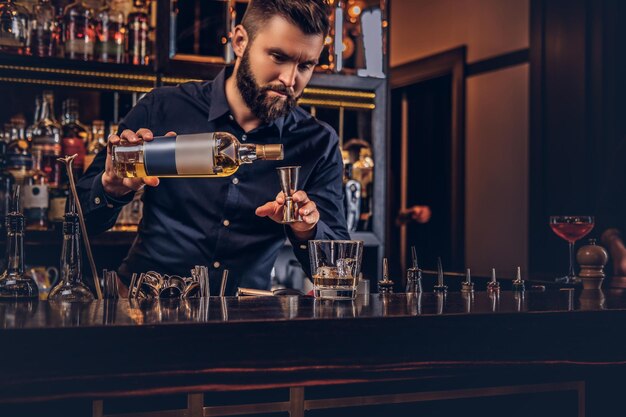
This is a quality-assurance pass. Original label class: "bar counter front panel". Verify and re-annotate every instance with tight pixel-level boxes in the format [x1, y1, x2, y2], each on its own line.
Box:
[0, 289, 624, 416]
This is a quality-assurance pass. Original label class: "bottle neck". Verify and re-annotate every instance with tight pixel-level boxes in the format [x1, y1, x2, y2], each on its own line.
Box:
[238, 143, 259, 163]
[60, 214, 82, 285]
[4, 213, 25, 276]
[40, 96, 56, 122]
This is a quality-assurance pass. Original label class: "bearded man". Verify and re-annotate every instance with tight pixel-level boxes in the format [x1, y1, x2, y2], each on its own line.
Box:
[76, 0, 349, 294]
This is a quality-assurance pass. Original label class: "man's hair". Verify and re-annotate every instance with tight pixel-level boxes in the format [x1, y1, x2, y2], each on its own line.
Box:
[241, 0, 331, 41]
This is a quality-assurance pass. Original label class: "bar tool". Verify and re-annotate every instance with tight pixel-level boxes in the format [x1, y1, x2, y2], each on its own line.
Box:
[512, 266, 525, 292]
[276, 166, 303, 223]
[433, 257, 447, 293]
[58, 155, 102, 299]
[405, 246, 422, 293]
[377, 258, 394, 294]
[219, 269, 229, 297]
[461, 268, 474, 293]
[487, 268, 500, 292]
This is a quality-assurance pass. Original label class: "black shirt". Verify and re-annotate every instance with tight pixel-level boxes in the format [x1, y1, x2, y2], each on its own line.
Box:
[77, 67, 349, 293]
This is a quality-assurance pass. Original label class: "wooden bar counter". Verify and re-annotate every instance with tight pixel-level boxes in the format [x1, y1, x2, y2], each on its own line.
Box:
[0, 290, 624, 416]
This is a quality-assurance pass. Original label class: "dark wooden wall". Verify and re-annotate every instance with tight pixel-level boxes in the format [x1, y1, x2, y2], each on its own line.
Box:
[530, 0, 626, 276]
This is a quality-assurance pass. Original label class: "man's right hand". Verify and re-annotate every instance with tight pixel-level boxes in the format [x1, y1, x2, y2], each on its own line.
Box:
[101, 129, 176, 198]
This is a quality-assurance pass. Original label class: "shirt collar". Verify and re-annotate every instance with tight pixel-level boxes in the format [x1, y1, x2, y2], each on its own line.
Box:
[207, 66, 289, 138]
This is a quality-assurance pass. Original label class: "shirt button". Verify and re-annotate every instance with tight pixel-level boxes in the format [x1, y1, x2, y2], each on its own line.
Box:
[223, 220, 230, 227]
[299, 244, 307, 250]
[94, 197, 101, 205]
[232, 177, 239, 185]
[213, 261, 221, 269]
[228, 114, 234, 121]
[241, 134, 247, 141]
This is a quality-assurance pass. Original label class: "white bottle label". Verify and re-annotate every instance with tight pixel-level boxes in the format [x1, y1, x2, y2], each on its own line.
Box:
[23, 184, 49, 209]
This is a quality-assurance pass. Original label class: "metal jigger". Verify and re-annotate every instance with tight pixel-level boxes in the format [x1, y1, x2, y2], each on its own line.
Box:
[512, 266, 525, 292]
[433, 257, 448, 293]
[487, 268, 500, 292]
[461, 268, 474, 293]
[276, 166, 303, 223]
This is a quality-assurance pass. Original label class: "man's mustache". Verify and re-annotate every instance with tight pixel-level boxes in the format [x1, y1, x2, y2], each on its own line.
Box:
[260, 84, 296, 99]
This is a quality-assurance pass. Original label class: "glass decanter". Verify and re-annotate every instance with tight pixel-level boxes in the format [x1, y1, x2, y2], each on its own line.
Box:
[48, 194, 94, 302]
[0, 186, 39, 299]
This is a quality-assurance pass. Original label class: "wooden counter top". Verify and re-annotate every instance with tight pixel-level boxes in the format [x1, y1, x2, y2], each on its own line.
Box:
[0, 290, 625, 404]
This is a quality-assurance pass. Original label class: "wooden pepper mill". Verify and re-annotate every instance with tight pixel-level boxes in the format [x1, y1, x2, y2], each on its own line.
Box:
[576, 239, 608, 289]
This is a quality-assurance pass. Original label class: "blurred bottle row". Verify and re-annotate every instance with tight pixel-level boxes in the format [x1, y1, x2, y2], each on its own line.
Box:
[0, 0, 153, 65]
[0, 90, 141, 233]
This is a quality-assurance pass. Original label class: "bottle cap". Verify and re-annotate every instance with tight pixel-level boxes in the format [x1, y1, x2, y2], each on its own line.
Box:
[258, 144, 284, 160]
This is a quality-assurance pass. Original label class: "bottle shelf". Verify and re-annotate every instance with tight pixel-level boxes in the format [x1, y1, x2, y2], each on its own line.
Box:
[0, 54, 157, 93]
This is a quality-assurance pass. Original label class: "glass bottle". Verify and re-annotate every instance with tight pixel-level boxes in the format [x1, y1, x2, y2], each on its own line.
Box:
[0, 139, 14, 228]
[95, 0, 124, 63]
[30, 0, 57, 56]
[22, 149, 49, 230]
[0, 0, 30, 54]
[352, 147, 373, 229]
[112, 132, 284, 178]
[84, 119, 105, 172]
[126, 0, 149, 66]
[63, 0, 95, 60]
[48, 194, 94, 302]
[0, 186, 39, 299]
[61, 98, 89, 178]
[47, 183, 68, 224]
[31, 91, 62, 188]
[5, 123, 32, 185]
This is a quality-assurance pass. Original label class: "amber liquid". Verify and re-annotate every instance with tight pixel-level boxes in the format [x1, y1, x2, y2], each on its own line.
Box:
[313, 275, 355, 287]
[550, 222, 594, 243]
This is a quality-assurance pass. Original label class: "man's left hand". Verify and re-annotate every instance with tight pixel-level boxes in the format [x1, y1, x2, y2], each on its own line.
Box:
[255, 190, 319, 240]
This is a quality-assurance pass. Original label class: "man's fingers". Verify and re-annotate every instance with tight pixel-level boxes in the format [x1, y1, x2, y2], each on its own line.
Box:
[165, 131, 177, 137]
[298, 201, 317, 217]
[255, 201, 281, 217]
[292, 190, 310, 204]
[275, 191, 285, 205]
[108, 134, 120, 146]
[136, 128, 154, 141]
[143, 176, 160, 187]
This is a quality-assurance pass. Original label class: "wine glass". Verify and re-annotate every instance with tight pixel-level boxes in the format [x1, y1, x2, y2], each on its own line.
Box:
[549, 216, 595, 283]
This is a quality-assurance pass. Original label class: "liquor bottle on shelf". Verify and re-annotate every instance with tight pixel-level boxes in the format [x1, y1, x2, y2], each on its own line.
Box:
[52, 0, 70, 56]
[127, 0, 149, 66]
[352, 146, 373, 230]
[48, 194, 94, 302]
[5, 123, 32, 185]
[84, 119, 106, 171]
[30, 0, 57, 57]
[0, 186, 39, 299]
[95, 0, 125, 63]
[112, 132, 283, 178]
[0, 0, 30, 54]
[60, 98, 89, 178]
[48, 182, 68, 224]
[22, 149, 49, 231]
[31, 91, 62, 187]
[0, 141, 14, 226]
[63, 0, 95, 60]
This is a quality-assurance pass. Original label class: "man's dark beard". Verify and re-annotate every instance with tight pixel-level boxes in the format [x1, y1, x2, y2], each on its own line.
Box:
[236, 49, 299, 123]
